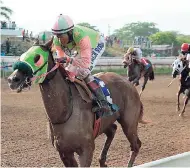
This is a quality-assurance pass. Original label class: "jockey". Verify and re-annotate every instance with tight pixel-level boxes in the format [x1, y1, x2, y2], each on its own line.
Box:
[181, 43, 190, 68]
[51, 14, 111, 113]
[181, 43, 190, 56]
[125, 47, 151, 69]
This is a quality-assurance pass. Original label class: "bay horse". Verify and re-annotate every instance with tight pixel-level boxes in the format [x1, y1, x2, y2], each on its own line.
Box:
[7, 39, 148, 167]
[170, 57, 190, 116]
[123, 54, 155, 97]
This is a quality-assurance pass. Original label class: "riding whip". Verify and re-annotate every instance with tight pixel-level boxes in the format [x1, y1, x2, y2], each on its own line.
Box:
[167, 78, 175, 87]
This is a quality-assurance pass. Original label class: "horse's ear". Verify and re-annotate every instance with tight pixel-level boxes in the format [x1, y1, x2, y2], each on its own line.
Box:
[178, 54, 183, 60]
[33, 39, 39, 45]
[44, 36, 54, 49]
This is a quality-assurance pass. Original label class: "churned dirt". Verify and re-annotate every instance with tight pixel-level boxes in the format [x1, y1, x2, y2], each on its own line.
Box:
[1, 75, 190, 167]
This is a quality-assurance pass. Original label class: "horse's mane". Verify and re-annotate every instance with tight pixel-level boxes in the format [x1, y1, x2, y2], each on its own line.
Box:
[178, 55, 189, 66]
[33, 36, 54, 54]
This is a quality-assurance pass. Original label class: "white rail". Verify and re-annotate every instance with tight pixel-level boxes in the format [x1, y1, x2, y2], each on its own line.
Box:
[134, 152, 190, 167]
[0, 56, 176, 65]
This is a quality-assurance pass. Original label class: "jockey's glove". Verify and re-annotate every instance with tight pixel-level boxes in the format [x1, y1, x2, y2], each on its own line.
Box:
[55, 56, 73, 64]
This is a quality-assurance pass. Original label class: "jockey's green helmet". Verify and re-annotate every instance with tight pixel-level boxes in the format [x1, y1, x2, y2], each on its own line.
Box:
[51, 14, 74, 35]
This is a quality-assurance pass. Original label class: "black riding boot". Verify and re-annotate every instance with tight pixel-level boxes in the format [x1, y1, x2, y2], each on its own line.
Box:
[87, 80, 112, 114]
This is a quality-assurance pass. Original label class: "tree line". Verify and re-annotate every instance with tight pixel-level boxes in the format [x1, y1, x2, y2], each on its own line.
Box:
[78, 21, 190, 47]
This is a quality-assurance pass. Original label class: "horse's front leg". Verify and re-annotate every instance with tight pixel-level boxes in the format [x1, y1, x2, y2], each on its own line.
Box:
[139, 75, 149, 97]
[179, 96, 189, 116]
[176, 86, 182, 112]
[58, 151, 78, 167]
[127, 66, 136, 82]
[132, 65, 141, 86]
[179, 88, 190, 116]
[78, 141, 95, 167]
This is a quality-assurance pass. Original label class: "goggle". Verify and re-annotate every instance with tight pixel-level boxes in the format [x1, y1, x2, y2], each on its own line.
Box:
[56, 33, 67, 38]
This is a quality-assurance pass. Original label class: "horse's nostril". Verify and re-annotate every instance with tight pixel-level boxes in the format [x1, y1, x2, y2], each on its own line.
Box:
[13, 77, 20, 82]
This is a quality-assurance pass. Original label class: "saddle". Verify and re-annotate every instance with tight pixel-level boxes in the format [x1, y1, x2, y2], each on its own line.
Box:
[73, 76, 119, 112]
[74, 77, 119, 138]
[133, 58, 150, 72]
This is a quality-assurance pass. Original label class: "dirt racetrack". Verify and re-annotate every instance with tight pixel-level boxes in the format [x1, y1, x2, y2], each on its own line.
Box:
[1, 75, 190, 167]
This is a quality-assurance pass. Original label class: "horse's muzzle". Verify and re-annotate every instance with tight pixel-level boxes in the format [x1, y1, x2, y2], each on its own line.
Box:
[172, 70, 178, 78]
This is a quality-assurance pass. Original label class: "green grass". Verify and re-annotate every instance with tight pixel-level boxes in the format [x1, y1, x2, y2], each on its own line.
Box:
[92, 68, 128, 75]
[154, 67, 172, 74]
[92, 67, 172, 75]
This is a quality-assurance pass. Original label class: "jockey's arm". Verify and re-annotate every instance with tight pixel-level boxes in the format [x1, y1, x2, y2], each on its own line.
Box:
[54, 45, 65, 58]
[186, 54, 190, 61]
[134, 48, 142, 60]
[71, 36, 92, 69]
[186, 54, 190, 68]
[54, 36, 92, 69]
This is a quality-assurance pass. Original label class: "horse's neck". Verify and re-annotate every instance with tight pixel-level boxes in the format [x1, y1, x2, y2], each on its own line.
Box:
[129, 60, 138, 68]
[181, 68, 189, 83]
[39, 70, 72, 124]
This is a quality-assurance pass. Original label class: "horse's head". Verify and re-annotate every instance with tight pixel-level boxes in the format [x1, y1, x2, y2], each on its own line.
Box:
[172, 57, 186, 78]
[123, 53, 133, 68]
[7, 38, 56, 92]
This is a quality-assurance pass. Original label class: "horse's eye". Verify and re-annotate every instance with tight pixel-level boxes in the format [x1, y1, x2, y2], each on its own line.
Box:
[178, 64, 180, 68]
[34, 55, 40, 64]
[34, 54, 44, 67]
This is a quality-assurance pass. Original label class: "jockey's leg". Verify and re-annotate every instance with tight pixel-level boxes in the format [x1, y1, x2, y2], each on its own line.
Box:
[66, 63, 112, 114]
[81, 34, 112, 114]
[141, 58, 151, 69]
[84, 74, 112, 114]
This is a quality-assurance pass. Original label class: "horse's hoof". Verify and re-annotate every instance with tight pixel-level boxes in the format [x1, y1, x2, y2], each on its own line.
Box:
[100, 163, 108, 167]
[179, 113, 182, 117]
[99, 160, 108, 167]
[127, 163, 133, 167]
[100, 163, 107, 167]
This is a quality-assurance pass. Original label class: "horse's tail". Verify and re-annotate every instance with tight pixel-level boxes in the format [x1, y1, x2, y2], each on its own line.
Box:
[149, 69, 155, 81]
[139, 101, 151, 124]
